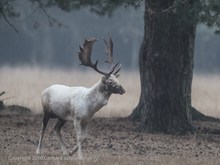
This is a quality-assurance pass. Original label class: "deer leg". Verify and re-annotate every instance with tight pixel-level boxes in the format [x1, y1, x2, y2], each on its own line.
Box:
[75, 118, 83, 159]
[36, 114, 50, 155]
[69, 139, 86, 156]
[80, 120, 88, 147]
[70, 118, 87, 159]
[54, 118, 67, 155]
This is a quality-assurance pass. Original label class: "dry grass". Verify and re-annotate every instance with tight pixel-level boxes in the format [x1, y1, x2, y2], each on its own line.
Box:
[192, 74, 220, 118]
[0, 66, 140, 117]
[1, 66, 220, 165]
[0, 66, 220, 118]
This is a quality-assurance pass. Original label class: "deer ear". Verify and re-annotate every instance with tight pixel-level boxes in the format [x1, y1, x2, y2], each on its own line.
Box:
[102, 76, 107, 83]
[115, 74, 120, 78]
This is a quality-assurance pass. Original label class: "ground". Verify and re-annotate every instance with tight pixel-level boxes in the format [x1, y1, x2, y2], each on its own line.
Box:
[0, 112, 220, 165]
[0, 67, 220, 164]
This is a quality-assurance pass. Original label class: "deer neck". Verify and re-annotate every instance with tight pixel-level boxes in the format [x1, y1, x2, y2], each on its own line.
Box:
[87, 80, 111, 114]
[91, 80, 112, 101]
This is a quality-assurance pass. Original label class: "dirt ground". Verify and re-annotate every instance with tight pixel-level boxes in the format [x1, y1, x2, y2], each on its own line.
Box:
[0, 110, 220, 165]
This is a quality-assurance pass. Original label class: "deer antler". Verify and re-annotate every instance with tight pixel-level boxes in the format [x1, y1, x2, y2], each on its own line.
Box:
[78, 37, 121, 77]
[103, 37, 121, 76]
[103, 37, 113, 64]
[78, 38, 106, 75]
[78, 38, 97, 67]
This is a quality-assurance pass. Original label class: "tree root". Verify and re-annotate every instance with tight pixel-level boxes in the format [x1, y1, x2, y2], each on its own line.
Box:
[191, 106, 220, 122]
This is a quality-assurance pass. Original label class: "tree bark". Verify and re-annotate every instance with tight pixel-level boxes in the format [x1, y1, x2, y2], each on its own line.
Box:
[129, 0, 196, 134]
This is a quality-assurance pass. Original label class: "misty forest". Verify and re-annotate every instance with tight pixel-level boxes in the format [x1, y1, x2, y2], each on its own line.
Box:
[1, 0, 220, 164]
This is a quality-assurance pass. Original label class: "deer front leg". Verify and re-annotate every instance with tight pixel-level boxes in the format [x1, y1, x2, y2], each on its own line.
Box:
[69, 138, 86, 157]
[70, 117, 87, 159]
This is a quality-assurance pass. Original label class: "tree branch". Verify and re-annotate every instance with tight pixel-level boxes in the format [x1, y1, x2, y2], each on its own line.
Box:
[0, 0, 19, 33]
[0, 9, 19, 33]
[147, 0, 189, 14]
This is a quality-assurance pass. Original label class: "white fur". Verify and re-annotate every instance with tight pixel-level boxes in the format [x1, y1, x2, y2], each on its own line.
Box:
[42, 81, 110, 120]
[36, 76, 122, 158]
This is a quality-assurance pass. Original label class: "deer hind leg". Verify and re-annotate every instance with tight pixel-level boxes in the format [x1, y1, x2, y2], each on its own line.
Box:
[54, 118, 67, 155]
[70, 118, 87, 159]
[36, 113, 50, 155]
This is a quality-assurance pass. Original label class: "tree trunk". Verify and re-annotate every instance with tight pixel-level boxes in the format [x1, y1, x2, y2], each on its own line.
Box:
[129, 0, 196, 134]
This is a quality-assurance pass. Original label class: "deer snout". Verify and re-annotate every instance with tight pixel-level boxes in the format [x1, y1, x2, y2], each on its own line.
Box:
[119, 86, 125, 95]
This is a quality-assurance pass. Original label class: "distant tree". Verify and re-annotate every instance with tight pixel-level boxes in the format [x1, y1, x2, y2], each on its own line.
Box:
[1, 0, 220, 134]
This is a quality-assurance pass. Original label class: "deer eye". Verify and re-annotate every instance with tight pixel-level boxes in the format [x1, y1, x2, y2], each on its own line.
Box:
[108, 81, 113, 85]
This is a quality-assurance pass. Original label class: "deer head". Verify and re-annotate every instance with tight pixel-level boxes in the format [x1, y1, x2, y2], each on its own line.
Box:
[78, 37, 125, 95]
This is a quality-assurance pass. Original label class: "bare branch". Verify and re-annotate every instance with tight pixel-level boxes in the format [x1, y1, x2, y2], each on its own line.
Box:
[0, 10, 19, 33]
[39, 4, 65, 27]
[147, 0, 189, 14]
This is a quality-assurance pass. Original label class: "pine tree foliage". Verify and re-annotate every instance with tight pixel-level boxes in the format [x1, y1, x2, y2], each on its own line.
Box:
[1, 0, 220, 32]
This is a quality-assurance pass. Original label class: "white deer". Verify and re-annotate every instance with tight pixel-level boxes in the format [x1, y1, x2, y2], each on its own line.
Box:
[36, 37, 125, 159]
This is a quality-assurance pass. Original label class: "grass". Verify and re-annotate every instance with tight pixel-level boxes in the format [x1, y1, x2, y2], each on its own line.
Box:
[1, 66, 220, 165]
[0, 66, 140, 117]
[0, 66, 220, 118]
[192, 74, 220, 118]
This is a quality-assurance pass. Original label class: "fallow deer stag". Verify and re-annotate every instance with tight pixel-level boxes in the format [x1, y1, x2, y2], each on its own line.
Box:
[36, 37, 125, 159]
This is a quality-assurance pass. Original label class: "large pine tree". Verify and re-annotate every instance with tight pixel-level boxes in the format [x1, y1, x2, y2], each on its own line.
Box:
[128, 0, 220, 134]
[129, 0, 196, 134]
